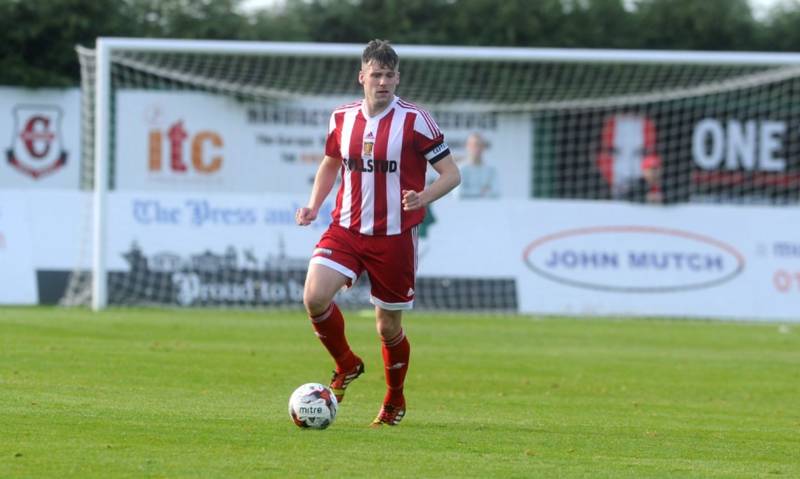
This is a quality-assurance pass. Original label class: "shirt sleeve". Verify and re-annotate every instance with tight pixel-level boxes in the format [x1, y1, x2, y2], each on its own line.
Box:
[324, 111, 341, 158]
[413, 110, 450, 164]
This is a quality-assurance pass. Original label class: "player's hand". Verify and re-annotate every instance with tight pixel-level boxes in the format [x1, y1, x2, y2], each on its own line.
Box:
[295, 207, 317, 226]
[402, 189, 426, 211]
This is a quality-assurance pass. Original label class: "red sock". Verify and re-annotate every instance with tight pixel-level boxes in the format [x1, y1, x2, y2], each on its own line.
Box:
[310, 303, 358, 373]
[381, 329, 410, 406]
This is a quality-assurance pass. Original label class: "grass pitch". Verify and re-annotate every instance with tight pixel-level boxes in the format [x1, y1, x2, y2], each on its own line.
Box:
[1, 307, 798, 478]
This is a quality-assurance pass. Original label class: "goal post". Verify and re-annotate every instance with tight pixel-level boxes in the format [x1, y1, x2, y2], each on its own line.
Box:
[92, 39, 110, 311]
[75, 38, 800, 313]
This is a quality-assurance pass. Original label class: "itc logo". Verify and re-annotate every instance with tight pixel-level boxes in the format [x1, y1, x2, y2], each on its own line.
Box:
[148, 120, 223, 173]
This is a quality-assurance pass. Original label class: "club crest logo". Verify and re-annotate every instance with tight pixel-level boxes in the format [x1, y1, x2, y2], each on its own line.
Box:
[362, 141, 374, 158]
[6, 105, 68, 179]
[362, 131, 375, 158]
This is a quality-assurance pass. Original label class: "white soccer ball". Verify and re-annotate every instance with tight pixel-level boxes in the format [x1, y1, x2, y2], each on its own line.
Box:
[288, 383, 338, 429]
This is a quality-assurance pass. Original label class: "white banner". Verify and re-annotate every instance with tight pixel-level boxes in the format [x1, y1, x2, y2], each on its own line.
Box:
[114, 91, 531, 197]
[4, 185, 798, 320]
[423, 197, 800, 321]
[105, 191, 327, 271]
[0, 87, 81, 189]
[0, 191, 37, 304]
[103, 191, 336, 307]
[99, 192, 800, 319]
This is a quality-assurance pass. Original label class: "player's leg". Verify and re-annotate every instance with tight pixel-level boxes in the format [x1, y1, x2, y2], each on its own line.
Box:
[304, 259, 364, 402]
[364, 227, 417, 426]
[371, 307, 409, 426]
[303, 261, 349, 317]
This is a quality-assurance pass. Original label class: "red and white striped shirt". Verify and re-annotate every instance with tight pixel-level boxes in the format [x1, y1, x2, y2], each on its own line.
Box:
[325, 95, 450, 236]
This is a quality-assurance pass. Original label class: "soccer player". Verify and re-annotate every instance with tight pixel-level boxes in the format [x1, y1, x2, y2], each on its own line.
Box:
[295, 39, 460, 427]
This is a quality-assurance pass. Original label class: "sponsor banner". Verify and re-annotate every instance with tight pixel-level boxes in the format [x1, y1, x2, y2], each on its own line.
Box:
[102, 191, 518, 308]
[689, 115, 800, 201]
[414, 195, 800, 320]
[114, 91, 531, 197]
[507, 200, 800, 321]
[4, 187, 796, 319]
[0, 87, 81, 189]
[101, 191, 800, 318]
[522, 226, 745, 293]
[105, 191, 328, 270]
[104, 190, 347, 307]
[0, 192, 37, 304]
[543, 101, 800, 204]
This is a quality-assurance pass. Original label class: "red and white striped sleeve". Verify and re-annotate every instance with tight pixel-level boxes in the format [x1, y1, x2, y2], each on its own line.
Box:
[412, 109, 450, 164]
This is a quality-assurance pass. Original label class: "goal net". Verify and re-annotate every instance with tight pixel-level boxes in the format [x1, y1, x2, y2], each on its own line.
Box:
[71, 39, 800, 311]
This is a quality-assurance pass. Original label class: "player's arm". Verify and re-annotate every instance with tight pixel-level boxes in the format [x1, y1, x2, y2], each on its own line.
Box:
[296, 155, 340, 225]
[402, 155, 461, 211]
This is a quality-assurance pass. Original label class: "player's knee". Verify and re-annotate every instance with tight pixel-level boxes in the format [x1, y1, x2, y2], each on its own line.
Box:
[303, 290, 330, 317]
[376, 311, 402, 338]
[377, 324, 400, 339]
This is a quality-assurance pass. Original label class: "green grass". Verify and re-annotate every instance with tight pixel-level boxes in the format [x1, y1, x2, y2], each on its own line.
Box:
[1, 307, 798, 478]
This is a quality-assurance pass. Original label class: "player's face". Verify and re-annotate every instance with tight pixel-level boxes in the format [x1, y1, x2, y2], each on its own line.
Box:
[360, 61, 399, 113]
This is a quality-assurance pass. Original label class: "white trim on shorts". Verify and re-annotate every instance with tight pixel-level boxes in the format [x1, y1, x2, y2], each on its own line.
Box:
[309, 257, 358, 285]
[370, 295, 414, 311]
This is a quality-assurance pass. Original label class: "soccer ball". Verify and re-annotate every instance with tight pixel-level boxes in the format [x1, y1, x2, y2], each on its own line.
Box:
[288, 383, 338, 429]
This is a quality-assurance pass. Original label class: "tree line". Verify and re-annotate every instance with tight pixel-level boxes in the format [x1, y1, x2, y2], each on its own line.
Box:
[2, 0, 800, 87]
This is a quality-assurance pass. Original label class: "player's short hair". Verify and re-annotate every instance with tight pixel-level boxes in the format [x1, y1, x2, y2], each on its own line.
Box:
[362, 39, 399, 70]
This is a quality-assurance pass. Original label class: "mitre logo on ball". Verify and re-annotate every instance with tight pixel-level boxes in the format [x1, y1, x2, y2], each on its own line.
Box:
[6, 105, 68, 179]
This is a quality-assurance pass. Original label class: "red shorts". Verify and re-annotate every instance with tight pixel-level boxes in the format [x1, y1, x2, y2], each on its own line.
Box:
[310, 224, 419, 310]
